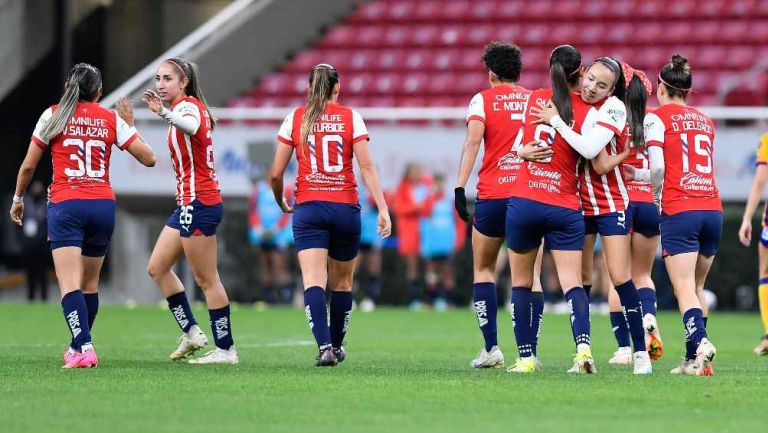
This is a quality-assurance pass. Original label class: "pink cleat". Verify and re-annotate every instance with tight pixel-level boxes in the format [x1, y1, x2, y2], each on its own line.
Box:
[62, 347, 81, 369]
[62, 345, 99, 369]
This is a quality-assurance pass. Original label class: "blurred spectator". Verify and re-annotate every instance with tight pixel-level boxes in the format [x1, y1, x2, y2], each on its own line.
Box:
[357, 183, 383, 312]
[394, 163, 430, 310]
[248, 175, 294, 304]
[420, 173, 465, 310]
[20, 180, 50, 302]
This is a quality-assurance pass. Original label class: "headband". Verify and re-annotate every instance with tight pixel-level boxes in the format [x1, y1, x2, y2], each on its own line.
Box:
[658, 74, 691, 92]
[593, 56, 621, 81]
[620, 62, 653, 96]
[165, 58, 188, 79]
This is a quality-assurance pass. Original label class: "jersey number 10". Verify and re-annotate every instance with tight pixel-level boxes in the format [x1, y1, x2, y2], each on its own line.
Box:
[308, 134, 344, 173]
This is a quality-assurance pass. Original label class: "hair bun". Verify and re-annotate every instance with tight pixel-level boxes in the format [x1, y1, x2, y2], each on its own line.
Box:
[670, 54, 689, 71]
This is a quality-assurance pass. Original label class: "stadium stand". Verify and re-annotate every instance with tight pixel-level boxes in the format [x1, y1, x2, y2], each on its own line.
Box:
[230, 0, 768, 109]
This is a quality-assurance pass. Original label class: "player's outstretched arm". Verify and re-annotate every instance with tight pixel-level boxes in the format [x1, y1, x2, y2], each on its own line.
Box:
[739, 164, 768, 246]
[270, 142, 294, 213]
[116, 97, 156, 167]
[591, 140, 631, 176]
[353, 138, 391, 238]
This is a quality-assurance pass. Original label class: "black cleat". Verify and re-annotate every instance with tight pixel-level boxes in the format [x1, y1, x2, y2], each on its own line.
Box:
[315, 348, 338, 367]
[333, 346, 346, 364]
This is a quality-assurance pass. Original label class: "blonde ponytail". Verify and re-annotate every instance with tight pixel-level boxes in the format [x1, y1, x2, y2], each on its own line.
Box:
[299, 64, 339, 154]
[39, 63, 103, 142]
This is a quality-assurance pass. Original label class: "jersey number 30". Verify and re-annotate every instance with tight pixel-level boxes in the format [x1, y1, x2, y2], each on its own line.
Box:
[63, 138, 106, 178]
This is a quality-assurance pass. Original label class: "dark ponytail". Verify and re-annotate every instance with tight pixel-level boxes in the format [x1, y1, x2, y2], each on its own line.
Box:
[626, 75, 648, 148]
[166, 57, 217, 129]
[549, 45, 581, 125]
[39, 63, 102, 141]
[659, 54, 692, 100]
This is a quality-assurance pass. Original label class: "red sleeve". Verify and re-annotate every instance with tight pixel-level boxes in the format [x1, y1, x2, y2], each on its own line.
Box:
[119, 133, 139, 151]
[466, 115, 485, 124]
[646, 140, 663, 148]
[277, 135, 295, 146]
[353, 134, 370, 144]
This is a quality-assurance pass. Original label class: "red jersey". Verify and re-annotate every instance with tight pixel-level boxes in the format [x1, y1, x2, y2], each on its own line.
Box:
[465, 84, 532, 199]
[512, 89, 592, 211]
[31, 102, 138, 203]
[277, 102, 369, 205]
[578, 96, 630, 215]
[167, 97, 221, 206]
[623, 139, 653, 203]
[645, 104, 721, 215]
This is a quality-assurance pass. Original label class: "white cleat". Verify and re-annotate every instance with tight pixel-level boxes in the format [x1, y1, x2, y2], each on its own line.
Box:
[470, 346, 505, 369]
[567, 345, 596, 374]
[669, 358, 696, 375]
[169, 325, 208, 361]
[608, 346, 632, 365]
[643, 314, 664, 361]
[188, 346, 239, 365]
[694, 338, 716, 376]
[632, 351, 653, 375]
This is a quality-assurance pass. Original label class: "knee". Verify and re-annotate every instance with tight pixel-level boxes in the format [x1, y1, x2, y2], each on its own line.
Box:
[82, 278, 99, 294]
[147, 262, 168, 282]
[193, 273, 220, 292]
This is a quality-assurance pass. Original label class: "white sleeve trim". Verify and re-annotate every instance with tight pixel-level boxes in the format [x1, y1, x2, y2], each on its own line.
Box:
[466, 93, 485, 122]
[550, 113, 616, 160]
[352, 109, 369, 140]
[31, 107, 54, 144]
[115, 113, 136, 148]
[277, 109, 295, 143]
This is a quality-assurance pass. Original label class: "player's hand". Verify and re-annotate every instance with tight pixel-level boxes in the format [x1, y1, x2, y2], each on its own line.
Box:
[618, 140, 632, 161]
[142, 90, 165, 114]
[377, 210, 392, 238]
[739, 219, 753, 247]
[622, 164, 637, 181]
[531, 100, 560, 124]
[517, 140, 554, 162]
[278, 197, 293, 213]
[454, 187, 470, 222]
[116, 97, 135, 126]
[9, 202, 23, 227]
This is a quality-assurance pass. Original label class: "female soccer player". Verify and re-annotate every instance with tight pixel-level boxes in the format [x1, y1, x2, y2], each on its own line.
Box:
[534, 58, 654, 374]
[643, 54, 720, 375]
[271, 63, 391, 366]
[10, 63, 156, 368]
[737, 132, 768, 356]
[455, 41, 550, 369]
[421, 173, 457, 311]
[395, 163, 429, 310]
[144, 58, 238, 364]
[505, 44, 604, 374]
[357, 183, 383, 312]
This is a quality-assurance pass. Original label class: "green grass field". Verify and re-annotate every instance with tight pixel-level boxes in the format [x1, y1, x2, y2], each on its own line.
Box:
[0, 303, 766, 433]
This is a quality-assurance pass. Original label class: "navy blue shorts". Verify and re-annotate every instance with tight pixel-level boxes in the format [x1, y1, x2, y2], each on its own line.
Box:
[629, 202, 660, 238]
[47, 199, 115, 257]
[166, 199, 223, 238]
[506, 197, 584, 251]
[660, 210, 723, 257]
[293, 201, 361, 261]
[584, 209, 632, 236]
[473, 198, 508, 238]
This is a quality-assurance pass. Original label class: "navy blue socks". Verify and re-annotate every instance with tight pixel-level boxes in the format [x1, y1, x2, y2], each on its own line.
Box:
[473, 282, 498, 352]
[583, 284, 592, 300]
[564, 287, 591, 347]
[610, 311, 630, 348]
[614, 280, 646, 352]
[62, 290, 92, 351]
[511, 287, 533, 357]
[637, 287, 657, 316]
[531, 291, 544, 357]
[83, 293, 99, 330]
[683, 308, 707, 359]
[209, 304, 234, 350]
[330, 290, 353, 348]
[304, 286, 331, 351]
[166, 291, 197, 333]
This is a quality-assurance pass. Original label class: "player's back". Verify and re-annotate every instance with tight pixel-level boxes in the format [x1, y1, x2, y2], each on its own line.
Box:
[278, 102, 368, 205]
[466, 84, 532, 198]
[32, 102, 133, 203]
[645, 104, 720, 214]
[514, 89, 591, 210]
